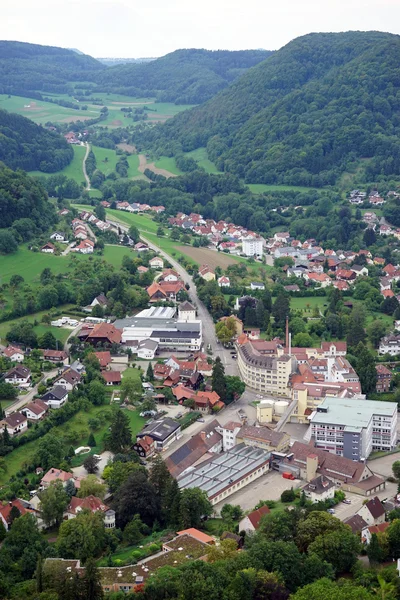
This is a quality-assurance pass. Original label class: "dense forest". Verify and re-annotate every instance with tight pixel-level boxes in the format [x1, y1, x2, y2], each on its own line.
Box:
[85, 48, 272, 104]
[0, 165, 57, 252]
[134, 31, 400, 185]
[0, 109, 73, 172]
[0, 41, 104, 95]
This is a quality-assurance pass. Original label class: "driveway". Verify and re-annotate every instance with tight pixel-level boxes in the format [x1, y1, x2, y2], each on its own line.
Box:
[71, 450, 113, 478]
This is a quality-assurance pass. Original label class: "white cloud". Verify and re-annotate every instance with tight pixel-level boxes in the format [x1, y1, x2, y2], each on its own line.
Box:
[1, 0, 400, 57]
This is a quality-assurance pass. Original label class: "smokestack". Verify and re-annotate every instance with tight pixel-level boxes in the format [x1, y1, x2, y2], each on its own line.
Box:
[289, 333, 292, 356]
[285, 316, 289, 349]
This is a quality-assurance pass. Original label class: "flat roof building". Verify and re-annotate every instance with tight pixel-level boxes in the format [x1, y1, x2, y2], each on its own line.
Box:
[308, 397, 397, 460]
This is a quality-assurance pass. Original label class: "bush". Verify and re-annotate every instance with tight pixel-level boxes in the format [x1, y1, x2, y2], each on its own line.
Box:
[281, 488, 296, 503]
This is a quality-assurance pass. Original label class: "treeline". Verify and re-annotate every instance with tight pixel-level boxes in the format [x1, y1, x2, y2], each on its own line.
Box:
[94, 48, 272, 104]
[0, 109, 73, 172]
[0, 40, 104, 95]
[134, 31, 400, 186]
[0, 165, 57, 253]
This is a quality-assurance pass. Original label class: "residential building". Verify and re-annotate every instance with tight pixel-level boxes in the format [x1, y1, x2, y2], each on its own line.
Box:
[137, 339, 158, 360]
[362, 522, 390, 544]
[132, 435, 156, 459]
[178, 443, 270, 505]
[102, 371, 121, 386]
[0, 499, 37, 530]
[357, 497, 386, 526]
[4, 365, 31, 387]
[2, 345, 24, 362]
[165, 419, 223, 478]
[376, 364, 393, 393]
[41, 242, 56, 254]
[88, 294, 109, 311]
[50, 232, 66, 242]
[53, 369, 81, 391]
[238, 505, 271, 533]
[218, 276, 231, 287]
[308, 397, 397, 459]
[379, 334, 400, 356]
[64, 495, 113, 525]
[73, 239, 94, 254]
[41, 386, 69, 409]
[136, 418, 181, 450]
[343, 514, 368, 534]
[193, 391, 224, 414]
[178, 301, 196, 322]
[282, 441, 385, 496]
[198, 264, 215, 281]
[250, 282, 265, 290]
[149, 256, 164, 270]
[41, 349, 68, 363]
[159, 268, 180, 282]
[302, 475, 335, 503]
[1, 412, 28, 436]
[41, 468, 82, 489]
[242, 236, 263, 257]
[84, 323, 122, 346]
[237, 425, 290, 452]
[22, 399, 48, 421]
[94, 351, 112, 370]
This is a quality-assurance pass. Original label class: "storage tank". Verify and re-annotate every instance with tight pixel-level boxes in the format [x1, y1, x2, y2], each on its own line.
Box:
[260, 399, 275, 407]
[274, 400, 289, 416]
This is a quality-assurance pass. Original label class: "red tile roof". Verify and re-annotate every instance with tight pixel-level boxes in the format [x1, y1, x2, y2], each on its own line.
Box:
[102, 371, 121, 384]
[87, 323, 121, 344]
[94, 351, 112, 368]
[246, 505, 271, 529]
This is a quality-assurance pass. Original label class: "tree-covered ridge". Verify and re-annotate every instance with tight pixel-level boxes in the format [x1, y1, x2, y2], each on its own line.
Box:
[0, 164, 57, 235]
[0, 109, 73, 172]
[0, 40, 104, 94]
[94, 48, 273, 104]
[135, 31, 400, 185]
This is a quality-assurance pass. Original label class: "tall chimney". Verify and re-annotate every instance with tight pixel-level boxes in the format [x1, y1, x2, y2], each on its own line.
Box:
[289, 333, 292, 356]
[285, 316, 289, 349]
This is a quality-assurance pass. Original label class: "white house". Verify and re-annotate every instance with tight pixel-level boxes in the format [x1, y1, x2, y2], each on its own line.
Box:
[22, 400, 48, 421]
[4, 366, 31, 387]
[160, 269, 180, 282]
[50, 232, 66, 242]
[1, 412, 28, 436]
[302, 475, 335, 503]
[178, 301, 196, 322]
[250, 282, 265, 291]
[218, 276, 231, 287]
[41, 242, 56, 254]
[216, 421, 242, 451]
[242, 237, 263, 258]
[2, 345, 25, 362]
[379, 334, 400, 356]
[149, 257, 164, 270]
[137, 339, 158, 360]
[357, 497, 386, 526]
[41, 386, 69, 409]
[238, 505, 271, 533]
[54, 368, 81, 391]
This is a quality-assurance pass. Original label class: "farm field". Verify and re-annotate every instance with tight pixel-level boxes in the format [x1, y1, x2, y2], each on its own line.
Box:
[0, 94, 99, 125]
[175, 245, 243, 269]
[91, 145, 119, 176]
[103, 208, 161, 234]
[153, 156, 183, 176]
[185, 147, 221, 174]
[29, 144, 87, 185]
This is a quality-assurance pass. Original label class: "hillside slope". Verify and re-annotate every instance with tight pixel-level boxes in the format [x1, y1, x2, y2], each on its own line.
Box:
[0, 109, 73, 172]
[94, 48, 272, 103]
[136, 32, 400, 185]
[0, 40, 104, 95]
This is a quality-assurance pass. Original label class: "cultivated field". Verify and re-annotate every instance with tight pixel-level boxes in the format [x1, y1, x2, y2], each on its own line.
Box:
[175, 246, 241, 269]
[0, 94, 99, 124]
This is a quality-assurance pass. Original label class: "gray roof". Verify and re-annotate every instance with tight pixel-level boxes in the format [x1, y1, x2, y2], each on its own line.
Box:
[303, 475, 335, 495]
[137, 418, 180, 442]
[138, 339, 158, 350]
[179, 301, 195, 312]
[177, 443, 270, 500]
[41, 385, 69, 401]
[311, 397, 396, 431]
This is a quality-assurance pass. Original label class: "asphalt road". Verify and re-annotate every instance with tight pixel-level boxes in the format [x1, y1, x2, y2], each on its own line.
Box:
[107, 219, 238, 376]
[4, 367, 59, 416]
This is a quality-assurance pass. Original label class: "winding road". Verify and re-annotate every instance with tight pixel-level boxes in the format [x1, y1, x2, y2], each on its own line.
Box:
[107, 219, 237, 375]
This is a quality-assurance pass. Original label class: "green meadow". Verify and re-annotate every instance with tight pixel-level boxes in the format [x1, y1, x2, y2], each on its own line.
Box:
[29, 144, 87, 185]
[185, 147, 221, 174]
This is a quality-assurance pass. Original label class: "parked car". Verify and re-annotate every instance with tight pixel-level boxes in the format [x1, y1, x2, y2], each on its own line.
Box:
[197, 417, 205, 423]
[327, 508, 335, 514]
[175, 412, 183, 419]
[140, 410, 157, 418]
[232, 354, 237, 359]
[342, 499, 351, 504]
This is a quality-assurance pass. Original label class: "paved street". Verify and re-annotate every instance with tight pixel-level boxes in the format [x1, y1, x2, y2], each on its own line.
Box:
[4, 368, 59, 416]
[72, 450, 113, 478]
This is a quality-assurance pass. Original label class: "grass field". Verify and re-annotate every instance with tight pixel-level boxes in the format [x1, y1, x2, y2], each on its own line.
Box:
[0, 306, 76, 345]
[185, 148, 221, 174]
[154, 156, 184, 176]
[247, 184, 319, 194]
[29, 144, 87, 185]
[0, 94, 99, 125]
[290, 297, 327, 315]
[91, 145, 119, 176]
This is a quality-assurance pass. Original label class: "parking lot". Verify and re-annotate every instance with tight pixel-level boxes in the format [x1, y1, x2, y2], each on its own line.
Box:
[213, 470, 302, 513]
[367, 452, 400, 478]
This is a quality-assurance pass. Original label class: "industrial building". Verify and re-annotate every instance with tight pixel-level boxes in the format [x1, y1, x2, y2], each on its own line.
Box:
[114, 306, 202, 353]
[307, 397, 397, 460]
[177, 443, 270, 505]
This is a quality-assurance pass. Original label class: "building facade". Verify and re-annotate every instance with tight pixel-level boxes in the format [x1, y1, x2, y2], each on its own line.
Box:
[242, 237, 263, 257]
[237, 341, 294, 395]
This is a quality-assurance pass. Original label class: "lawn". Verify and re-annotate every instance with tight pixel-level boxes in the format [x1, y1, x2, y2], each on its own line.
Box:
[289, 297, 327, 315]
[185, 148, 221, 174]
[154, 156, 184, 176]
[103, 209, 161, 234]
[91, 146, 119, 177]
[29, 144, 87, 185]
[122, 367, 143, 382]
[0, 306, 76, 345]
[102, 245, 134, 268]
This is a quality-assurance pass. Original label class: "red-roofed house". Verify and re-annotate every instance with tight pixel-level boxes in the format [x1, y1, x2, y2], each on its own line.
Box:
[2, 345, 24, 362]
[22, 399, 48, 421]
[376, 364, 393, 393]
[239, 505, 271, 532]
[87, 323, 121, 346]
[194, 391, 222, 413]
[41, 242, 56, 254]
[94, 351, 112, 370]
[41, 469, 83, 489]
[102, 371, 121, 386]
[0, 499, 35, 530]
[132, 435, 156, 459]
[65, 495, 113, 524]
[362, 521, 390, 544]
[357, 496, 386, 526]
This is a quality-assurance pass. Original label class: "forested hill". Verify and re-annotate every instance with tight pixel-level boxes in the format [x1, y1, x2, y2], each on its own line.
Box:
[135, 31, 400, 186]
[0, 40, 104, 95]
[0, 109, 73, 172]
[94, 48, 273, 104]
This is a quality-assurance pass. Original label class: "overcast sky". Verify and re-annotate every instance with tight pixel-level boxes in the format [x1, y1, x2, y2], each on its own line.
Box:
[3, 0, 400, 58]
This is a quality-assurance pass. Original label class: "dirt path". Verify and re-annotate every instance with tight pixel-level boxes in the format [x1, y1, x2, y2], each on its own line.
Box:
[82, 142, 91, 190]
[137, 154, 177, 178]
